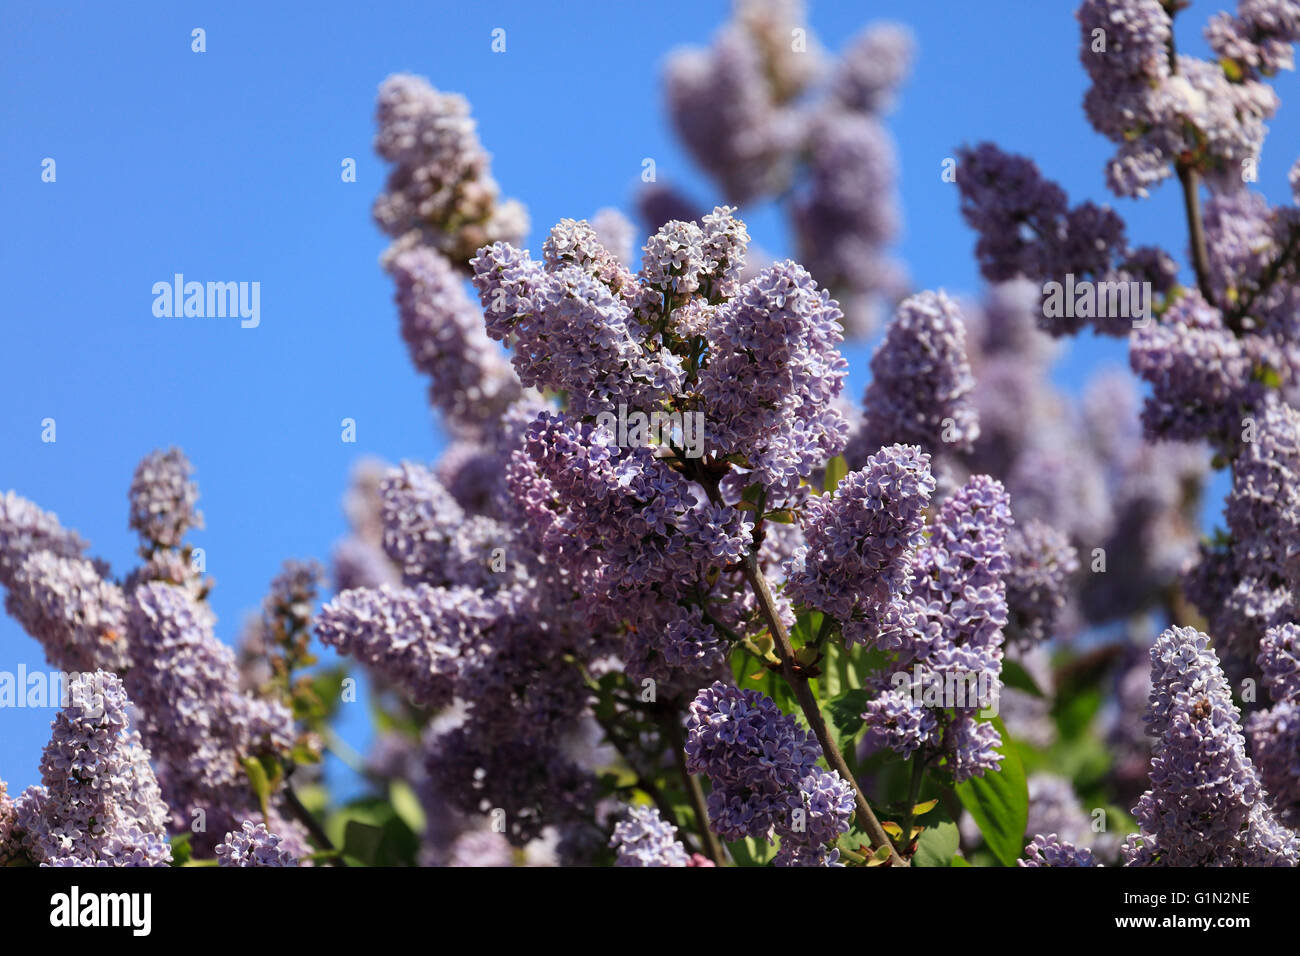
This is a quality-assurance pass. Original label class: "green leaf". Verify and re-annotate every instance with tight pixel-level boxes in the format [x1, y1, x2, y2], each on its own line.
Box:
[827, 688, 872, 748]
[389, 780, 426, 835]
[241, 756, 271, 818]
[950, 855, 972, 867]
[912, 820, 959, 867]
[342, 821, 385, 867]
[168, 833, 193, 867]
[1001, 658, 1044, 698]
[726, 836, 774, 866]
[823, 455, 848, 493]
[953, 716, 1028, 867]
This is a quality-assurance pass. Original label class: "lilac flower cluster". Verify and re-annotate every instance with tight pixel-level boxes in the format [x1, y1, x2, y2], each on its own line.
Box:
[11, 672, 171, 867]
[372, 74, 527, 267]
[1183, 401, 1300, 672]
[699, 260, 851, 495]
[390, 244, 525, 436]
[0, 493, 130, 673]
[662, 2, 910, 334]
[686, 682, 853, 864]
[955, 142, 1131, 333]
[1019, 834, 1101, 867]
[215, 821, 299, 867]
[1078, 0, 1284, 198]
[609, 805, 691, 867]
[1248, 623, 1300, 827]
[127, 582, 301, 854]
[1004, 521, 1080, 649]
[859, 291, 980, 455]
[785, 444, 935, 647]
[1121, 627, 1298, 866]
[860, 476, 1014, 783]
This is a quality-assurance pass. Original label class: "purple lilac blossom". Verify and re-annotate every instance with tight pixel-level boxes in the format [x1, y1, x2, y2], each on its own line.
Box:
[784, 444, 935, 648]
[1121, 626, 1299, 866]
[610, 805, 691, 867]
[699, 261, 851, 497]
[1020, 833, 1101, 867]
[126, 582, 299, 854]
[215, 821, 299, 867]
[686, 681, 853, 863]
[372, 74, 526, 267]
[390, 245, 524, 436]
[860, 291, 979, 455]
[14, 672, 171, 867]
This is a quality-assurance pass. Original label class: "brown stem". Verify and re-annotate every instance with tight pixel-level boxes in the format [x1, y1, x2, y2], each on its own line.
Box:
[284, 784, 347, 867]
[660, 712, 727, 865]
[1177, 163, 1216, 309]
[739, 552, 907, 866]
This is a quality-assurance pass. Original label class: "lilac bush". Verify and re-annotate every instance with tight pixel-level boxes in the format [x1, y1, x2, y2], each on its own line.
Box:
[5, 0, 1300, 871]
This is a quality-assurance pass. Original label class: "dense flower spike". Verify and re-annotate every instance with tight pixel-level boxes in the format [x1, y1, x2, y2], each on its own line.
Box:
[0, 492, 90, 588]
[1078, 0, 1280, 197]
[126, 582, 297, 853]
[1122, 627, 1298, 866]
[861, 291, 979, 455]
[372, 74, 527, 266]
[1247, 623, 1300, 827]
[785, 445, 935, 647]
[1004, 521, 1080, 647]
[686, 682, 853, 862]
[700, 260, 850, 495]
[315, 584, 491, 709]
[1129, 291, 1265, 450]
[215, 822, 299, 867]
[14, 672, 171, 867]
[471, 241, 685, 419]
[956, 143, 1129, 317]
[3, 552, 131, 672]
[390, 245, 524, 435]
[610, 805, 691, 867]
[128, 448, 203, 552]
[863, 476, 1014, 783]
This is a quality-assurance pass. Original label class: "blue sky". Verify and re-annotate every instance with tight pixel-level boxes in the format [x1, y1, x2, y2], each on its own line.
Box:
[2, 0, 1298, 793]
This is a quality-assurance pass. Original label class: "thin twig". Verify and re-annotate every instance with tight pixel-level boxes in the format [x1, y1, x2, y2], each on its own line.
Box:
[739, 551, 907, 866]
[284, 783, 347, 867]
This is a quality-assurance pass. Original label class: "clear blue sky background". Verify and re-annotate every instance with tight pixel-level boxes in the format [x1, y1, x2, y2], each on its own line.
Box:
[2, 1, 1297, 795]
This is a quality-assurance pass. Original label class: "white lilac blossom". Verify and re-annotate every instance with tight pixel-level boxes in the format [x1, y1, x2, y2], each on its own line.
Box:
[215, 822, 299, 867]
[1121, 627, 1299, 866]
[860, 291, 979, 456]
[13, 672, 171, 867]
[372, 74, 527, 267]
[610, 805, 691, 867]
[1207, 1, 1300, 79]
[785, 444, 935, 648]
